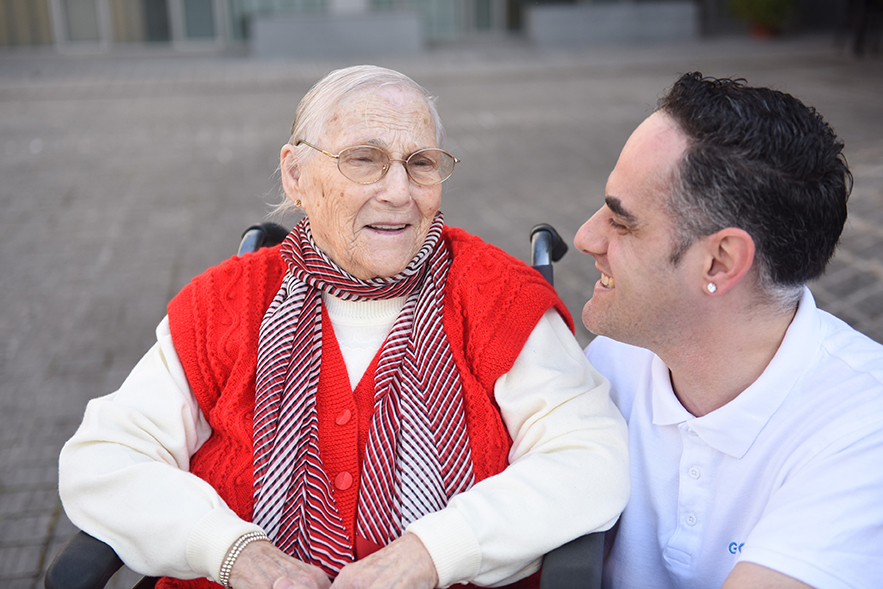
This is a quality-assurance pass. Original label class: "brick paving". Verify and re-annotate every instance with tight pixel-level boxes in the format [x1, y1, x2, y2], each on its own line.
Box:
[0, 35, 881, 588]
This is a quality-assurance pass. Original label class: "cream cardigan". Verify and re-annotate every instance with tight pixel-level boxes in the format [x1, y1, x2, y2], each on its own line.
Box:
[59, 296, 629, 588]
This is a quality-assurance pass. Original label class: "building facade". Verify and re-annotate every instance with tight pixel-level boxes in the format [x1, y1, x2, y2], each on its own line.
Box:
[0, 0, 525, 48]
[0, 0, 850, 51]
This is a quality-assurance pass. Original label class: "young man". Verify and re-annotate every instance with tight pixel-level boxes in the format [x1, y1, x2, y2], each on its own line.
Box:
[577, 72, 883, 589]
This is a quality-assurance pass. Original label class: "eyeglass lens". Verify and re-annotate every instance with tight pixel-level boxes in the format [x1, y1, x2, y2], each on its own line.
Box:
[338, 146, 455, 186]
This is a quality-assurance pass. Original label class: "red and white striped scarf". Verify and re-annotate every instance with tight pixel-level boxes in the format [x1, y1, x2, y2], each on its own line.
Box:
[252, 214, 474, 575]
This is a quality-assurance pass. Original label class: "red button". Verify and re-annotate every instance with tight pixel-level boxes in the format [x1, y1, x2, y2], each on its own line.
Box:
[335, 409, 352, 426]
[335, 471, 353, 490]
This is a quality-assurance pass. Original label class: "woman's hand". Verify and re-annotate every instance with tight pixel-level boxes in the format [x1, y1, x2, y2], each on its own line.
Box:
[329, 533, 438, 589]
[229, 541, 331, 589]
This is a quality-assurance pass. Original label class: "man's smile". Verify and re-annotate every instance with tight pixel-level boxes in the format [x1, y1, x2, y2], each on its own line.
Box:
[600, 272, 615, 289]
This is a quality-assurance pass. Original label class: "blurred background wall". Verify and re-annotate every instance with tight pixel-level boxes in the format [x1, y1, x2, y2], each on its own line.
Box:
[0, 0, 867, 54]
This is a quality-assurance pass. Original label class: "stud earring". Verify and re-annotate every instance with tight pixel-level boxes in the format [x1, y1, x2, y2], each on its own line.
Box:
[294, 199, 302, 208]
[706, 282, 717, 294]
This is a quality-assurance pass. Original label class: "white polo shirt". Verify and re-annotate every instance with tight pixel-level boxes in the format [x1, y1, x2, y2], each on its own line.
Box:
[587, 288, 883, 589]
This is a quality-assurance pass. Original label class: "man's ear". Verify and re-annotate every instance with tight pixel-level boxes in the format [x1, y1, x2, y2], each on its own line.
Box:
[280, 143, 301, 201]
[700, 228, 756, 295]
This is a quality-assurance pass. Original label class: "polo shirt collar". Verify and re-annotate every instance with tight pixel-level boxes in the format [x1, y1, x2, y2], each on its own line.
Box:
[651, 287, 820, 458]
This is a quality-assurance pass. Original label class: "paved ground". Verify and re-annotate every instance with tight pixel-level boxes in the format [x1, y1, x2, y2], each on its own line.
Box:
[0, 35, 881, 588]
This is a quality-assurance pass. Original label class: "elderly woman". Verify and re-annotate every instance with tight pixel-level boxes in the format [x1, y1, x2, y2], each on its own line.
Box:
[59, 66, 629, 589]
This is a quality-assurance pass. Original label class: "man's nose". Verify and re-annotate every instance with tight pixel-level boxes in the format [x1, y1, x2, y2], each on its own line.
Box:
[574, 209, 607, 256]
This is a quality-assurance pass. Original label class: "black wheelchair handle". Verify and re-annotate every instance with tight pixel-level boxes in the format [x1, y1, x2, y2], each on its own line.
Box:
[238, 222, 290, 257]
[530, 223, 568, 266]
[45, 531, 123, 589]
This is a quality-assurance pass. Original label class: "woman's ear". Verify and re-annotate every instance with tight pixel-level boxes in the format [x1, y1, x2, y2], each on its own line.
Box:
[280, 143, 301, 201]
[701, 228, 756, 295]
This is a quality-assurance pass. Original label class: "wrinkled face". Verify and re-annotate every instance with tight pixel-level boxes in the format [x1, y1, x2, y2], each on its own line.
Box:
[281, 85, 442, 280]
[574, 112, 700, 349]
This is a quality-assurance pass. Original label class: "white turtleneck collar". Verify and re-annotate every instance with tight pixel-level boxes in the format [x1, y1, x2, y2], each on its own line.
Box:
[322, 292, 406, 390]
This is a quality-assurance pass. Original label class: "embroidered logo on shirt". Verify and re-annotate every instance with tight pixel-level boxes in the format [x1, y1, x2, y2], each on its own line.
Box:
[728, 542, 745, 554]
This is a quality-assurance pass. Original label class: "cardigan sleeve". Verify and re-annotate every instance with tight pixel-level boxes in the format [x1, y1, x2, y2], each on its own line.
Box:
[59, 309, 629, 588]
[406, 309, 630, 588]
[58, 316, 264, 582]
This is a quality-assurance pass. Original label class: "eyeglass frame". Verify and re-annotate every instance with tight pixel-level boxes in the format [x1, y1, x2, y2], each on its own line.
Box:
[295, 140, 460, 187]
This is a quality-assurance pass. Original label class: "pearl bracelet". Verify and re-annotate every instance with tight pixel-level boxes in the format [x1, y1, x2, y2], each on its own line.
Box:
[218, 531, 270, 589]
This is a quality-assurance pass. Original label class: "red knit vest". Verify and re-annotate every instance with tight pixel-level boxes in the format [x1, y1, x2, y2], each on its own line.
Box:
[164, 227, 572, 589]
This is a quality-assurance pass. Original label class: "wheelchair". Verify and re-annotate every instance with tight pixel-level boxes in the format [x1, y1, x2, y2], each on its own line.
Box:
[44, 223, 604, 589]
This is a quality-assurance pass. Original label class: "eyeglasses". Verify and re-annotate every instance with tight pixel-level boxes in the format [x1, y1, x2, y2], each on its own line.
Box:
[296, 140, 459, 187]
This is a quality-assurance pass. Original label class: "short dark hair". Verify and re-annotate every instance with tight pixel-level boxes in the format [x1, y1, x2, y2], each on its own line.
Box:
[658, 72, 852, 306]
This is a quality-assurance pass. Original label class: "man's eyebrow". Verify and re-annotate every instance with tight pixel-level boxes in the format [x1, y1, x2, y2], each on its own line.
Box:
[605, 196, 638, 225]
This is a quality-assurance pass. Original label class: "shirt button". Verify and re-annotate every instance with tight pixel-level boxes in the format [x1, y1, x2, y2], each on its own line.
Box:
[686, 514, 697, 526]
[689, 467, 700, 479]
[335, 471, 353, 490]
[335, 409, 352, 426]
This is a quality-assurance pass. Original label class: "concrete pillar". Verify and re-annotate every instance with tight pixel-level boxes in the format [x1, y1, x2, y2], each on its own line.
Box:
[212, 0, 227, 43]
[48, 0, 112, 47]
[167, 0, 185, 42]
[96, 0, 112, 45]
